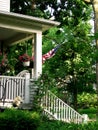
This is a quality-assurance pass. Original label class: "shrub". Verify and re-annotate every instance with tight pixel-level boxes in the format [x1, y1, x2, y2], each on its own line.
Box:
[37, 120, 98, 130]
[0, 108, 98, 130]
[77, 92, 97, 109]
[0, 108, 41, 130]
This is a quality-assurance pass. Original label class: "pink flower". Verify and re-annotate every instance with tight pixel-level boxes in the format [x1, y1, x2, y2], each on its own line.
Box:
[19, 54, 30, 62]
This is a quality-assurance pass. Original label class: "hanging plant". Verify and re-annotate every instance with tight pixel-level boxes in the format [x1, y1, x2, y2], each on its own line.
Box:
[19, 53, 30, 62]
[19, 53, 31, 66]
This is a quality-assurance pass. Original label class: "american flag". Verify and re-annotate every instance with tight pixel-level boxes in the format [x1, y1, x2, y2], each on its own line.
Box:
[42, 44, 60, 63]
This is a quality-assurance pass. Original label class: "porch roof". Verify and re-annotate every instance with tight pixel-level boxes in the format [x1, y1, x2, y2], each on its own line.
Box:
[0, 11, 60, 45]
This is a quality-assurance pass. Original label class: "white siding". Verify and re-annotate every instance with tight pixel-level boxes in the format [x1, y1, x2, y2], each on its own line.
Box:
[0, 0, 10, 12]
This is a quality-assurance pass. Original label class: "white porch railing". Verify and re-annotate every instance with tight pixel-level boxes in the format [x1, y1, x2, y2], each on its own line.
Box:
[41, 90, 85, 124]
[0, 73, 30, 104]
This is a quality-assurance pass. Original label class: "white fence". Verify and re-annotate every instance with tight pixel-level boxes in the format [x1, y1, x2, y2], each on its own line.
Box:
[0, 73, 30, 104]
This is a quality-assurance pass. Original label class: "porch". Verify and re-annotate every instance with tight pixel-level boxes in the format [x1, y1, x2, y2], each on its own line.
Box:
[0, 0, 60, 110]
[0, 73, 37, 109]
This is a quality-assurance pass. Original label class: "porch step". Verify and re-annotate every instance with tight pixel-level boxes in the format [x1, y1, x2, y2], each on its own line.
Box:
[29, 80, 38, 103]
[18, 103, 33, 110]
[0, 102, 33, 110]
[0, 102, 12, 109]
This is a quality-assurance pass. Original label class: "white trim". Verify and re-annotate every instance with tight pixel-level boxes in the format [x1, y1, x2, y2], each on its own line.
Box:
[24, 73, 30, 103]
[0, 0, 10, 12]
[0, 11, 60, 32]
[0, 11, 60, 27]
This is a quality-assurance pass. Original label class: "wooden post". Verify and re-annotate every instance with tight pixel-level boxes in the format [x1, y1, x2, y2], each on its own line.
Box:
[24, 73, 30, 103]
[82, 114, 88, 123]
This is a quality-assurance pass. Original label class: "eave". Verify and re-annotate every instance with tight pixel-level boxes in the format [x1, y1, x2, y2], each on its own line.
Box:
[0, 11, 60, 45]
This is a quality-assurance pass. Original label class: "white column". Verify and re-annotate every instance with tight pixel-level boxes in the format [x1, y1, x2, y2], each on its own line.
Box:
[34, 32, 42, 79]
[24, 73, 30, 103]
[31, 38, 34, 78]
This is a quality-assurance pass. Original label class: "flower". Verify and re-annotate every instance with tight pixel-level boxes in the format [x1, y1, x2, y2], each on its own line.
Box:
[19, 53, 30, 62]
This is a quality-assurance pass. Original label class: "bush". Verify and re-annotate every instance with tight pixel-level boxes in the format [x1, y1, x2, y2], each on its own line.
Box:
[0, 108, 41, 130]
[37, 120, 98, 130]
[77, 92, 97, 109]
[0, 108, 98, 130]
[78, 108, 97, 119]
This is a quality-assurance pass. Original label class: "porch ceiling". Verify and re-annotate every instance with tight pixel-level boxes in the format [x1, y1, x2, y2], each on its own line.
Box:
[0, 11, 60, 46]
[0, 26, 33, 46]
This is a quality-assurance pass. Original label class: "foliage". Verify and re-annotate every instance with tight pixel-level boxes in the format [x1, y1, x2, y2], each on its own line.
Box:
[42, 23, 96, 109]
[0, 51, 14, 75]
[38, 120, 98, 130]
[33, 0, 92, 25]
[0, 108, 98, 130]
[0, 109, 41, 130]
[40, 1, 95, 109]
[11, 0, 32, 15]
[19, 53, 31, 62]
[5, 40, 33, 75]
[77, 92, 97, 109]
[0, 52, 8, 68]
[78, 108, 97, 119]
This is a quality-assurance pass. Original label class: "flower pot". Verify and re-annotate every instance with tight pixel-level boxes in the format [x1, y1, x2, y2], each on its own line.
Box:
[23, 61, 30, 67]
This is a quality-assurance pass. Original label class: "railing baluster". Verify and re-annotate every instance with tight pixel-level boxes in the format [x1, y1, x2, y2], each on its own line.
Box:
[63, 104, 65, 121]
[8, 81, 11, 100]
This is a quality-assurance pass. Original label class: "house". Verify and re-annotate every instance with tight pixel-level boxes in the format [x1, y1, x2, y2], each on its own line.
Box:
[0, 0, 59, 108]
[0, 0, 87, 123]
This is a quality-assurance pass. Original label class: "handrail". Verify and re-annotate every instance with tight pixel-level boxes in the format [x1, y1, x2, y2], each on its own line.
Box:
[41, 90, 84, 124]
[0, 75, 25, 103]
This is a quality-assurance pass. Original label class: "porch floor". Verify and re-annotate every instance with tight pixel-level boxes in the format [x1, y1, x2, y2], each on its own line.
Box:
[0, 102, 33, 110]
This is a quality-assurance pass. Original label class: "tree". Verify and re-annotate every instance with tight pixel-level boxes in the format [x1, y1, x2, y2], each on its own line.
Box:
[42, 21, 95, 109]
[84, 0, 98, 120]
[38, 0, 94, 109]
[11, 0, 31, 14]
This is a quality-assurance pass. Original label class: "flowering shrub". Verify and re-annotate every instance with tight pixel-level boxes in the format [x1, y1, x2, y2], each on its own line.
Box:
[0, 52, 8, 67]
[0, 52, 11, 75]
[19, 53, 31, 62]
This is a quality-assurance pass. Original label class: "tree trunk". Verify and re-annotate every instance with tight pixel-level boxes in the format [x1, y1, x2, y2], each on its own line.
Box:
[72, 75, 78, 110]
[73, 86, 78, 110]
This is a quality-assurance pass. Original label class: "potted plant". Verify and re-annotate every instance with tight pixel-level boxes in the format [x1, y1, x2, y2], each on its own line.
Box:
[19, 53, 30, 66]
